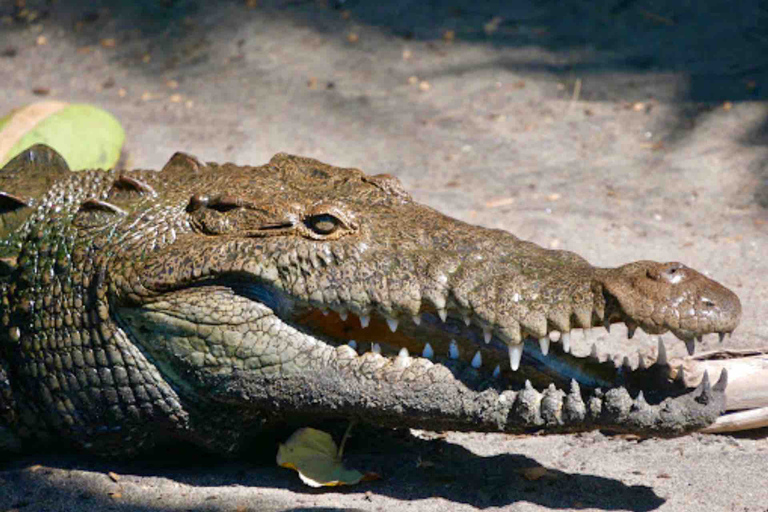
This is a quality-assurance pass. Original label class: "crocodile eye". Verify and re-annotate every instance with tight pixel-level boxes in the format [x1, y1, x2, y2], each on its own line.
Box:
[305, 213, 340, 235]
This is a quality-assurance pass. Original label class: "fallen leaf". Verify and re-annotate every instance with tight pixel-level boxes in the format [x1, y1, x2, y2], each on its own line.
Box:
[277, 427, 378, 487]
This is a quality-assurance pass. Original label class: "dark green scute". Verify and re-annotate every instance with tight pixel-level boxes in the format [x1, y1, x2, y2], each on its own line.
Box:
[0, 144, 71, 239]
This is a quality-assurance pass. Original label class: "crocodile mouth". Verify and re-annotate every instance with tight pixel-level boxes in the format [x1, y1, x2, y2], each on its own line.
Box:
[227, 281, 717, 405]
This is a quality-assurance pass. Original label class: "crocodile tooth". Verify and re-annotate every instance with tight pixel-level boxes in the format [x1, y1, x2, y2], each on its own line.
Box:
[593, 300, 605, 323]
[548, 309, 571, 333]
[574, 307, 592, 329]
[589, 343, 599, 361]
[521, 313, 547, 338]
[386, 316, 399, 333]
[339, 310, 349, 321]
[395, 347, 410, 368]
[508, 343, 523, 371]
[718, 332, 726, 343]
[655, 337, 668, 365]
[492, 364, 501, 378]
[412, 315, 422, 326]
[538, 337, 550, 356]
[713, 368, 728, 392]
[483, 327, 492, 344]
[437, 309, 448, 322]
[463, 314, 471, 326]
[360, 314, 371, 328]
[449, 339, 459, 359]
[471, 350, 482, 368]
[561, 332, 571, 353]
[638, 353, 647, 370]
[348, 340, 357, 350]
[626, 321, 637, 339]
[371, 343, 381, 354]
[549, 330, 561, 342]
[695, 370, 712, 403]
[675, 364, 685, 384]
[422, 343, 434, 360]
[685, 338, 696, 356]
[635, 390, 647, 407]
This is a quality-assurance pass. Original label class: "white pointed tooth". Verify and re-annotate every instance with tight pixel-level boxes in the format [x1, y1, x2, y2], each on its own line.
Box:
[561, 332, 571, 353]
[386, 316, 399, 333]
[422, 343, 434, 360]
[483, 327, 492, 344]
[395, 347, 410, 368]
[656, 336, 668, 365]
[449, 339, 459, 359]
[471, 350, 482, 369]
[360, 314, 370, 328]
[339, 310, 348, 321]
[438, 309, 448, 322]
[508, 343, 523, 371]
[492, 364, 501, 378]
[549, 330, 561, 342]
[412, 314, 422, 326]
[685, 338, 696, 356]
[348, 340, 357, 350]
[371, 343, 381, 354]
[638, 354, 647, 370]
[538, 337, 550, 356]
[463, 314, 471, 326]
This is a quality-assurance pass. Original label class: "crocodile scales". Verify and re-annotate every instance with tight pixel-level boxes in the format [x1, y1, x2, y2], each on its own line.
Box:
[0, 145, 741, 455]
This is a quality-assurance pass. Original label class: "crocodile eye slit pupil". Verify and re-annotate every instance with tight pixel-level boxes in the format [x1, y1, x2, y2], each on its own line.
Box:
[306, 214, 339, 235]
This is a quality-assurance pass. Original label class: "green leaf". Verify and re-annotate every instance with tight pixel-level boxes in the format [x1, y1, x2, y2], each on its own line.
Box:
[0, 102, 124, 171]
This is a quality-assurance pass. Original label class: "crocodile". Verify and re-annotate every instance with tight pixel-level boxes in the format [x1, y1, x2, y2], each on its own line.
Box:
[0, 144, 741, 456]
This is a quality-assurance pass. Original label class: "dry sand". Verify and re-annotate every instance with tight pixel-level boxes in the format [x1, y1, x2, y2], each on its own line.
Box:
[1, 1, 766, 510]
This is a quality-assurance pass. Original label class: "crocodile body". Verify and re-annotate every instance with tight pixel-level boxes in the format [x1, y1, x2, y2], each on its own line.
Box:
[0, 145, 741, 456]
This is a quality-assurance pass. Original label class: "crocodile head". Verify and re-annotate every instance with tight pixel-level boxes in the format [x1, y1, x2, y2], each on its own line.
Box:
[0, 146, 742, 452]
[106, 152, 740, 437]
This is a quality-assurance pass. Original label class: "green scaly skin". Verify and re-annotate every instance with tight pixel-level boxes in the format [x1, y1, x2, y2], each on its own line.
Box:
[0, 145, 741, 456]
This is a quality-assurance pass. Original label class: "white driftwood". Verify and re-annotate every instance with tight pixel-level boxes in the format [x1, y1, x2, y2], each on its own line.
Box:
[665, 349, 768, 433]
[669, 349, 768, 412]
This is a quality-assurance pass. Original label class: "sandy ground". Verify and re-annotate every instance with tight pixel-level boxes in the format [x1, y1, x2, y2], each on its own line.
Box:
[0, 1, 767, 511]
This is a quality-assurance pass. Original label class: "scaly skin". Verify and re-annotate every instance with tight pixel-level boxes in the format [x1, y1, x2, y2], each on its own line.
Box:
[0, 145, 741, 455]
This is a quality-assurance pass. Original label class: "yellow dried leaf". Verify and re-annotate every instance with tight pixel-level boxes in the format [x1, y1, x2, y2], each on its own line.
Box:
[276, 427, 370, 487]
